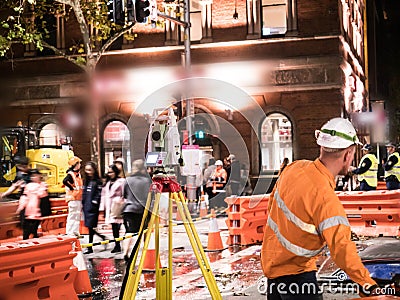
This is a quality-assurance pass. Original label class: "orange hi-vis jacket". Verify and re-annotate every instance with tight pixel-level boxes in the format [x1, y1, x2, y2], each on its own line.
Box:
[261, 159, 376, 288]
[65, 170, 83, 202]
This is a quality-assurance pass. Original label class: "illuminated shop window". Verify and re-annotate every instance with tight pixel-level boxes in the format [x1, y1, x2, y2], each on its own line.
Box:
[103, 121, 131, 174]
[260, 113, 293, 172]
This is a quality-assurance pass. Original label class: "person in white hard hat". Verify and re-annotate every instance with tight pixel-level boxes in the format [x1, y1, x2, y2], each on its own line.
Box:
[383, 142, 400, 190]
[261, 117, 379, 299]
[350, 143, 378, 191]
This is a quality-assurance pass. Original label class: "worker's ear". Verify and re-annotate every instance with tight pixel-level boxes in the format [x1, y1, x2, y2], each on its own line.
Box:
[343, 146, 356, 163]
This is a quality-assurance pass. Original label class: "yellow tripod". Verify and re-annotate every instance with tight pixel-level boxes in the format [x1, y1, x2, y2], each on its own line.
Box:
[120, 174, 222, 300]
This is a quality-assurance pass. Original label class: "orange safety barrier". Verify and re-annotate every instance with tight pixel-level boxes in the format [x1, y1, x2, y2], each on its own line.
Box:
[376, 181, 387, 190]
[337, 190, 400, 237]
[39, 214, 68, 232]
[0, 197, 69, 241]
[0, 235, 78, 300]
[225, 195, 269, 246]
[0, 201, 22, 240]
[49, 197, 68, 214]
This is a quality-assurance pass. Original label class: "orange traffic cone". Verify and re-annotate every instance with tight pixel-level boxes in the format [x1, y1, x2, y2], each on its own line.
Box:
[71, 239, 92, 296]
[143, 231, 161, 271]
[199, 194, 208, 218]
[207, 209, 224, 251]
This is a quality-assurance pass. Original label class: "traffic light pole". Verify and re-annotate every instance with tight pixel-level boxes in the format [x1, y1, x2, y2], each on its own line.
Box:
[182, 0, 197, 203]
[157, 1, 197, 202]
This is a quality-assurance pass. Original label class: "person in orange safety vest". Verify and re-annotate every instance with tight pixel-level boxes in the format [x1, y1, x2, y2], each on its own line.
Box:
[261, 117, 379, 299]
[63, 156, 83, 236]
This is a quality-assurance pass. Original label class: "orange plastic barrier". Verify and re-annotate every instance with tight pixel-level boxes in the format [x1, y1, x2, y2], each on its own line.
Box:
[0, 201, 22, 239]
[0, 235, 78, 300]
[40, 214, 68, 232]
[225, 195, 269, 246]
[337, 190, 400, 237]
[49, 197, 68, 214]
[376, 181, 387, 190]
[0, 197, 68, 240]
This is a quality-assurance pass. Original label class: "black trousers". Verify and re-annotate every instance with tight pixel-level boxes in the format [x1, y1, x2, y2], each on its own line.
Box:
[267, 271, 323, 300]
[123, 212, 144, 233]
[22, 219, 40, 240]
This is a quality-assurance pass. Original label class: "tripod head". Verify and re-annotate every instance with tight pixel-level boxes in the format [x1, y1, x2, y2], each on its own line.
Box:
[146, 107, 184, 175]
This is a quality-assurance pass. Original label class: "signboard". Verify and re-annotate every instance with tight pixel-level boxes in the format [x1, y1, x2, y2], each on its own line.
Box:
[181, 145, 201, 176]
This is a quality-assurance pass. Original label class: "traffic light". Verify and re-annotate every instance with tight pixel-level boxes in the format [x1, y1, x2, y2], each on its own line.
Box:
[106, 0, 124, 25]
[127, 0, 134, 22]
[135, 0, 150, 23]
[195, 130, 205, 139]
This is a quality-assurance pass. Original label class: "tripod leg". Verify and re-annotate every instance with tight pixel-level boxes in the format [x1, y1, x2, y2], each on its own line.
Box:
[173, 191, 222, 300]
[121, 192, 161, 300]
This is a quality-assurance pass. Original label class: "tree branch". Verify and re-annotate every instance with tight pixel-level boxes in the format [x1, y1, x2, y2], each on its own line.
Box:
[95, 22, 136, 65]
[55, 0, 73, 5]
[69, 0, 92, 59]
[41, 41, 87, 72]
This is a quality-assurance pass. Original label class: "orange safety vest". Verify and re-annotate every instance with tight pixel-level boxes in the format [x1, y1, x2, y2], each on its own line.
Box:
[65, 170, 83, 202]
[261, 159, 376, 287]
[211, 168, 227, 189]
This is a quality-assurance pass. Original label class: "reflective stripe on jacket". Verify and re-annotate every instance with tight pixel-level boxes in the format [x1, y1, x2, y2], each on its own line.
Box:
[65, 171, 83, 202]
[385, 152, 400, 180]
[261, 159, 376, 287]
[357, 153, 378, 187]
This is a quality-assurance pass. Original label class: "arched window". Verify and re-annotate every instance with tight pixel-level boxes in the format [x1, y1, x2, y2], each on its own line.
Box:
[103, 121, 131, 173]
[39, 123, 66, 146]
[260, 113, 293, 172]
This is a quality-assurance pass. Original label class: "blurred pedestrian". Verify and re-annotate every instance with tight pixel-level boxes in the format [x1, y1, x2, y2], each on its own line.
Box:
[240, 163, 253, 195]
[383, 142, 400, 190]
[63, 156, 83, 237]
[122, 159, 152, 262]
[82, 161, 106, 254]
[114, 157, 126, 178]
[100, 164, 125, 253]
[1, 155, 30, 200]
[203, 157, 217, 200]
[278, 157, 290, 176]
[16, 169, 48, 240]
[227, 154, 241, 195]
[350, 144, 378, 191]
[261, 117, 378, 299]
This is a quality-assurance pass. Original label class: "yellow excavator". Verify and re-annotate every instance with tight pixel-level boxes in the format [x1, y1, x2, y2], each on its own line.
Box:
[0, 122, 74, 197]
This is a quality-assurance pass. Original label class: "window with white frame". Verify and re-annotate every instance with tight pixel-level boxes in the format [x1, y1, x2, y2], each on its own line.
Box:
[260, 113, 293, 172]
[183, 0, 202, 41]
[261, 0, 287, 36]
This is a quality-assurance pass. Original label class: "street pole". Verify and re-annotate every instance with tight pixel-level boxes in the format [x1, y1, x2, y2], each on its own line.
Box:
[182, 0, 198, 204]
[157, 1, 196, 203]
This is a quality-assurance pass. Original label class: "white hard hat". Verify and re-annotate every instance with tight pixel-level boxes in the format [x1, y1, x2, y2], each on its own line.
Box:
[315, 117, 362, 149]
[215, 160, 223, 166]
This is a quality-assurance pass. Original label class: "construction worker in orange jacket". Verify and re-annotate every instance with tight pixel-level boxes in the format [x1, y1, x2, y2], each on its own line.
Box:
[261, 117, 378, 299]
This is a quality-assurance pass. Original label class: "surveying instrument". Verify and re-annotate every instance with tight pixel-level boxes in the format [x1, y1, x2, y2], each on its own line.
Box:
[120, 108, 222, 300]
